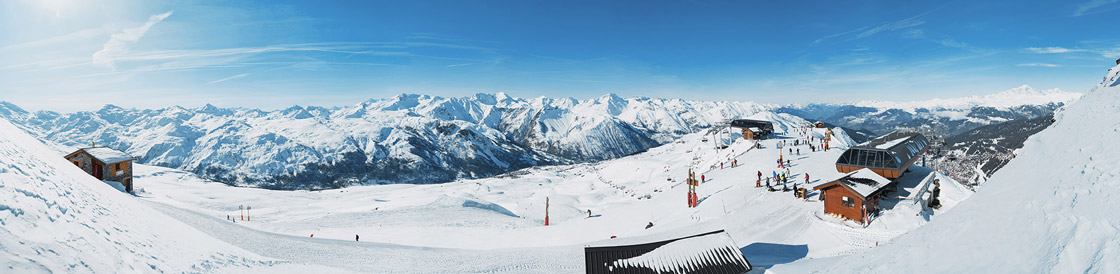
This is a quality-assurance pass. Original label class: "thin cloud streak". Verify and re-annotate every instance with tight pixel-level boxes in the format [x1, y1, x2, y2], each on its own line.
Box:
[207, 73, 251, 84]
[1026, 47, 1085, 54]
[814, 13, 928, 45]
[1073, 0, 1120, 16]
[1018, 63, 1062, 67]
[92, 11, 174, 70]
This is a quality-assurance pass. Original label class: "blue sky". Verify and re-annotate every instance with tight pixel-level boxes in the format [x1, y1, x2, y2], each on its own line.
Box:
[2, 0, 1119, 111]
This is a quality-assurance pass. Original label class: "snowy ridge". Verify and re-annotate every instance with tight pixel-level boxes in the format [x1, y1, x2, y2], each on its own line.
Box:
[799, 65, 1120, 273]
[853, 85, 1081, 113]
[0, 93, 770, 189]
[779, 85, 1080, 137]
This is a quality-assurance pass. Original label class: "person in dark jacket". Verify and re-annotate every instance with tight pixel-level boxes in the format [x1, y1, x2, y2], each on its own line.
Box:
[355, 234, 359, 241]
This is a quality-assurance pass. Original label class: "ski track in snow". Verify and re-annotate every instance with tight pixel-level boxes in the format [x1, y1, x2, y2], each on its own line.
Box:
[143, 201, 583, 273]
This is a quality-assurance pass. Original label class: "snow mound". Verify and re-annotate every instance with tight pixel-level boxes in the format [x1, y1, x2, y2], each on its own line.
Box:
[0, 118, 283, 272]
[821, 65, 1120, 273]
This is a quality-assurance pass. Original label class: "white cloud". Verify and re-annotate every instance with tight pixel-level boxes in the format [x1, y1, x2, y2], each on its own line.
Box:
[1025, 47, 1085, 54]
[1073, 0, 1120, 16]
[1017, 63, 1062, 67]
[92, 11, 173, 70]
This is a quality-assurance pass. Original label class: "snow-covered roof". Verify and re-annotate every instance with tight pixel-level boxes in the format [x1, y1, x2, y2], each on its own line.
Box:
[585, 230, 752, 273]
[813, 168, 893, 199]
[874, 136, 909, 150]
[72, 147, 135, 164]
[747, 127, 762, 132]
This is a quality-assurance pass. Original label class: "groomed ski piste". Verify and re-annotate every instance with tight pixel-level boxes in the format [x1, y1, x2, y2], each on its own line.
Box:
[0, 108, 984, 273]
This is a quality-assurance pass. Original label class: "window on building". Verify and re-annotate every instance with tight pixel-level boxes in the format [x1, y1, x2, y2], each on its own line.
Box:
[842, 196, 854, 207]
[73, 160, 81, 167]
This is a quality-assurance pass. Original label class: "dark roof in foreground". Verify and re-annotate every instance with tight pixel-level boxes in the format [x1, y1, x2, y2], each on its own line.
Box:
[585, 230, 752, 274]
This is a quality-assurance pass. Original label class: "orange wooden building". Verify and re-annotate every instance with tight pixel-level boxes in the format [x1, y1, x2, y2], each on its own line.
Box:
[835, 131, 929, 179]
[812, 168, 894, 223]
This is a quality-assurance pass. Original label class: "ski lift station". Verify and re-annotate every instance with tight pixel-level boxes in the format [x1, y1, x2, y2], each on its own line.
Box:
[834, 131, 930, 179]
[729, 119, 773, 140]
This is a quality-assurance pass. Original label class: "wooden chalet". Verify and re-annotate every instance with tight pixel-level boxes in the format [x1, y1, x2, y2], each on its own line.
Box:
[65, 147, 137, 192]
[812, 168, 894, 223]
[835, 131, 929, 179]
[730, 119, 773, 140]
[584, 230, 752, 273]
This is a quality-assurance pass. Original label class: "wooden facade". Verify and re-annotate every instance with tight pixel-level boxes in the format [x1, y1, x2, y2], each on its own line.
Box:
[740, 128, 764, 140]
[812, 169, 893, 224]
[817, 183, 865, 222]
[65, 147, 136, 192]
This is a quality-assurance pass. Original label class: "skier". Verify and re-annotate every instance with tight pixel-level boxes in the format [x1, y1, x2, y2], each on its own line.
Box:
[805, 173, 810, 185]
[756, 179, 761, 187]
[588, 209, 592, 218]
[646, 222, 654, 229]
[721, 162, 724, 169]
[355, 234, 359, 242]
[734, 159, 737, 167]
[797, 148, 800, 155]
[701, 174, 705, 183]
[757, 171, 762, 181]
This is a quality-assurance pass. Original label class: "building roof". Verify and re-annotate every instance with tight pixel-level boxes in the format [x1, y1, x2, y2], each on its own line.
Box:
[836, 131, 929, 170]
[813, 168, 893, 199]
[69, 147, 135, 164]
[584, 230, 752, 274]
[730, 119, 773, 130]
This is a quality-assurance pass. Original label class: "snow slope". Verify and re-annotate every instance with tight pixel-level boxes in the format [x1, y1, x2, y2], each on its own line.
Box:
[0, 93, 770, 189]
[782, 65, 1120, 273]
[0, 118, 342, 273]
[134, 115, 972, 272]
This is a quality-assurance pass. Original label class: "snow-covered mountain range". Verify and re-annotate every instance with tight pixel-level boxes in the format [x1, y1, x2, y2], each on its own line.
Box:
[0, 93, 770, 189]
[778, 85, 1081, 136]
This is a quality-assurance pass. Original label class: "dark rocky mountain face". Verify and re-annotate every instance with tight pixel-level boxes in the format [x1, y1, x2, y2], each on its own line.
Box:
[929, 113, 1055, 187]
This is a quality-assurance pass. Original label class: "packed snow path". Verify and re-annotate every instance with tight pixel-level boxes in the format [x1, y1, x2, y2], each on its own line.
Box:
[143, 200, 584, 273]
